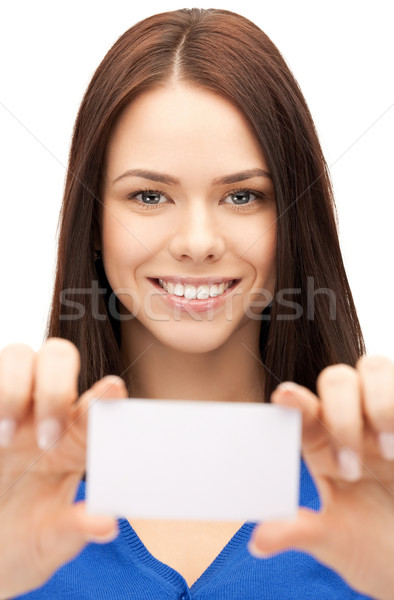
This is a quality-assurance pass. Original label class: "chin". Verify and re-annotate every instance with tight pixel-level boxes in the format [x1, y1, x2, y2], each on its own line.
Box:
[151, 326, 232, 355]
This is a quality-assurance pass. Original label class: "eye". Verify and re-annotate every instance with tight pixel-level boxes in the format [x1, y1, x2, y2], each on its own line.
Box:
[126, 187, 267, 211]
[127, 190, 167, 209]
[222, 188, 265, 208]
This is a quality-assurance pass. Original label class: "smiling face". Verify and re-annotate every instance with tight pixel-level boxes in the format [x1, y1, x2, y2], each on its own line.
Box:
[100, 83, 277, 354]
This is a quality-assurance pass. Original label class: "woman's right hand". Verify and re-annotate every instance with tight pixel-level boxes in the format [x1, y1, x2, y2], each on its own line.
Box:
[0, 338, 128, 599]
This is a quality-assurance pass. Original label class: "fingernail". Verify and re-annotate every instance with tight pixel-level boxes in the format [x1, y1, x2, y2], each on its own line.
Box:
[88, 527, 119, 544]
[337, 449, 362, 481]
[247, 540, 269, 558]
[95, 377, 125, 395]
[276, 381, 301, 393]
[37, 418, 62, 450]
[0, 418, 17, 447]
[378, 432, 394, 460]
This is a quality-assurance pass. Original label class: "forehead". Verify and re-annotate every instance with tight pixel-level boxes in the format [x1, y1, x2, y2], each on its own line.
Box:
[104, 83, 269, 182]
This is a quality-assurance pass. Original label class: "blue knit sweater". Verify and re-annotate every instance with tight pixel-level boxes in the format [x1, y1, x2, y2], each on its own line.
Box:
[15, 460, 373, 599]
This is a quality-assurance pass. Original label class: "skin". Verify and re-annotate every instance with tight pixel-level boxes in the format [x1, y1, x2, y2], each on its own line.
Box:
[0, 83, 393, 599]
[249, 362, 394, 599]
[98, 83, 278, 586]
[99, 83, 277, 403]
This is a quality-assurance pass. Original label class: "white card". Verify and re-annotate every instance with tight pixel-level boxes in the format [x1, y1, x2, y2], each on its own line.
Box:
[86, 399, 301, 522]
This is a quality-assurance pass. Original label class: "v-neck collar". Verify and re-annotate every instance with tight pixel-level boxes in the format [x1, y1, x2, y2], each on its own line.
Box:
[117, 517, 256, 593]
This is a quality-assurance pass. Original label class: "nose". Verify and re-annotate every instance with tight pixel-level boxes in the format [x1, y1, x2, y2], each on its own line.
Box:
[168, 200, 226, 264]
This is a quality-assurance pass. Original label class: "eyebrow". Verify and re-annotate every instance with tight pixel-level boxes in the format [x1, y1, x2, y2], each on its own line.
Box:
[111, 168, 272, 186]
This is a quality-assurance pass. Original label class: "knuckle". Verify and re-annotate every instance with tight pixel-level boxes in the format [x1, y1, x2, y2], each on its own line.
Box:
[41, 338, 80, 362]
[0, 343, 34, 364]
[322, 404, 363, 448]
[0, 381, 24, 405]
[0, 345, 34, 409]
[317, 363, 356, 388]
[356, 354, 393, 372]
[326, 416, 362, 438]
[33, 340, 80, 407]
[34, 380, 76, 402]
[34, 374, 78, 405]
[37, 339, 81, 377]
[364, 393, 394, 428]
[323, 395, 359, 425]
[369, 406, 393, 428]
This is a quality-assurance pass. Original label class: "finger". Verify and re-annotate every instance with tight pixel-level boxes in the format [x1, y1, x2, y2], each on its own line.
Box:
[271, 382, 326, 454]
[38, 502, 118, 584]
[271, 381, 339, 494]
[248, 507, 325, 559]
[0, 344, 35, 446]
[317, 364, 363, 481]
[357, 354, 394, 460]
[33, 338, 81, 450]
[69, 375, 129, 450]
[248, 507, 355, 583]
[248, 507, 388, 599]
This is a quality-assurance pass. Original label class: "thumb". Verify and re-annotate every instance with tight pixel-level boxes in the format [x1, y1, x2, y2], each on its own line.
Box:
[40, 501, 118, 574]
[71, 375, 129, 447]
[248, 507, 326, 558]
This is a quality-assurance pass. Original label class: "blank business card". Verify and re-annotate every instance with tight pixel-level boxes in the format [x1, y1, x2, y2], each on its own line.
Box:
[86, 398, 301, 522]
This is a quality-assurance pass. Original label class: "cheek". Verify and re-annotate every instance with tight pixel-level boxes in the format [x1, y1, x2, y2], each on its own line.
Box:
[252, 242, 276, 287]
[236, 215, 277, 280]
[242, 219, 277, 311]
[101, 212, 140, 289]
[101, 210, 161, 281]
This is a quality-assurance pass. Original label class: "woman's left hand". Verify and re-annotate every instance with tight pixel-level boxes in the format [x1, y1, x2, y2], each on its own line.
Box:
[248, 354, 394, 600]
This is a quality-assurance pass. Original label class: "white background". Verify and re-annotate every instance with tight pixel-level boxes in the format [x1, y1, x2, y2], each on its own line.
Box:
[0, 0, 393, 358]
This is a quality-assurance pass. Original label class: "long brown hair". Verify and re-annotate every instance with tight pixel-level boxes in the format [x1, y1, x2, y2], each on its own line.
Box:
[46, 7, 365, 400]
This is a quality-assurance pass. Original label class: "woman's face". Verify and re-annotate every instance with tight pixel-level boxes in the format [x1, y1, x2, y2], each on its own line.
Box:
[100, 83, 277, 353]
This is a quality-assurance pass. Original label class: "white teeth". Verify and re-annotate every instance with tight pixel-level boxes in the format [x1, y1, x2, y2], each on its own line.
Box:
[184, 284, 197, 299]
[209, 284, 219, 297]
[157, 279, 233, 299]
[196, 286, 210, 300]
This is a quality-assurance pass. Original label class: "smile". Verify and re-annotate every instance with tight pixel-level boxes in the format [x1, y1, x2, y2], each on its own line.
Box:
[148, 277, 241, 313]
[158, 278, 235, 299]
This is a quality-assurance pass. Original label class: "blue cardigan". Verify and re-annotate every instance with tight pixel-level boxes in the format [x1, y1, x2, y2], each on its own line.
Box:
[15, 460, 373, 599]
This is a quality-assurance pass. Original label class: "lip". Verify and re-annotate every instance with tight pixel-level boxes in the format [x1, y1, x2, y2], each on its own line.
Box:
[148, 278, 241, 313]
[153, 275, 237, 286]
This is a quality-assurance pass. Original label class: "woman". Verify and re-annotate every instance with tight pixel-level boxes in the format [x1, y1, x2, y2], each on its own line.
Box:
[0, 8, 393, 599]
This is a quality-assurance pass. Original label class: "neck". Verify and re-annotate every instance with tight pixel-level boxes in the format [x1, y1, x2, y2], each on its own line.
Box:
[119, 319, 267, 404]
